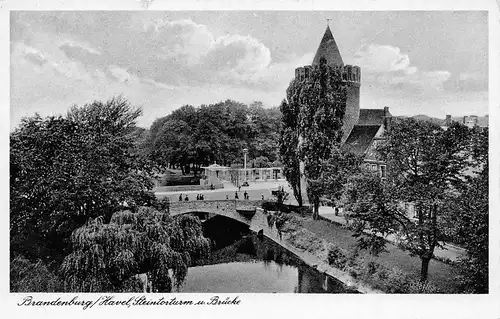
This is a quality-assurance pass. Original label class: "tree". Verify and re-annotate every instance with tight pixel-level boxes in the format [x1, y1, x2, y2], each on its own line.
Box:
[10, 97, 156, 263]
[253, 156, 270, 168]
[321, 148, 362, 207]
[442, 127, 488, 293]
[343, 118, 471, 282]
[272, 186, 290, 212]
[152, 119, 193, 174]
[279, 122, 302, 206]
[293, 57, 347, 218]
[61, 207, 210, 292]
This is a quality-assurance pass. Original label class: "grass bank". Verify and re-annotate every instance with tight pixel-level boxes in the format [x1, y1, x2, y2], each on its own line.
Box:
[277, 212, 460, 293]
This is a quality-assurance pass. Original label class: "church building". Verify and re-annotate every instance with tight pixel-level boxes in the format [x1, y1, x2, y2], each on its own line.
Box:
[294, 25, 392, 179]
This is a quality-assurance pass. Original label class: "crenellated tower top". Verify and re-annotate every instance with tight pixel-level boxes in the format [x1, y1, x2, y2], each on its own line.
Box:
[294, 25, 361, 87]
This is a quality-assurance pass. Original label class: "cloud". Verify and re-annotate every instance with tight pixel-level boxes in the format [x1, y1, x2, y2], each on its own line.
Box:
[108, 66, 136, 84]
[354, 44, 413, 74]
[354, 44, 451, 91]
[23, 49, 48, 66]
[205, 35, 272, 76]
[147, 19, 214, 64]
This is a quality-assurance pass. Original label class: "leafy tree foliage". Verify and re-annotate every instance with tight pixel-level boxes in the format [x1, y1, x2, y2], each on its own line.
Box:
[10, 97, 156, 263]
[279, 99, 302, 206]
[145, 100, 281, 174]
[442, 127, 488, 293]
[61, 207, 210, 292]
[321, 148, 363, 206]
[280, 57, 347, 217]
[272, 186, 290, 212]
[343, 118, 472, 282]
[10, 255, 62, 292]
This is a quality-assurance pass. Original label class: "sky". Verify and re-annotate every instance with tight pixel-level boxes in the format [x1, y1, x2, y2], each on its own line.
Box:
[10, 11, 489, 129]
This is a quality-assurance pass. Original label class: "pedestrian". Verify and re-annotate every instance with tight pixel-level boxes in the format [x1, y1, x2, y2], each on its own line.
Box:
[235, 191, 239, 199]
[244, 191, 248, 200]
[238, 185, 241, 192]
[201, 194, 204, 200]
[226, 194, 229, 200]
[267, 214, 274, 229]
[185, 195, 189, 201]
[335, 206, 339, 216]
[261, 194, 264, 201]
[179, 194, 182, 201]
[196, 194, 200, 200]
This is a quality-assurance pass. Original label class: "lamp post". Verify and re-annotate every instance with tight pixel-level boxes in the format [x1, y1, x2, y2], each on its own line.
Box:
[243, 148, 248, 182]
[243, 148, 248, 170]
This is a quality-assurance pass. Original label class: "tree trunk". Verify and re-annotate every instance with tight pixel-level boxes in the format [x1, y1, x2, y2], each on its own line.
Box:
[312, 201, 319, 220]
[420, 256, 431, 282]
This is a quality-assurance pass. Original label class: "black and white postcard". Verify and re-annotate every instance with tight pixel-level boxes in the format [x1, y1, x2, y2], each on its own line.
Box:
[1, 1, 499, 318]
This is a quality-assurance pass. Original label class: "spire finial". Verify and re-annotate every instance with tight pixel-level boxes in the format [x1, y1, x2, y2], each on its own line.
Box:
[326, 18, 331, 26]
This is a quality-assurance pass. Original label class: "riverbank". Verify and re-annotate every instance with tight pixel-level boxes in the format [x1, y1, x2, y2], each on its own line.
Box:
[258, 211, 460, 293]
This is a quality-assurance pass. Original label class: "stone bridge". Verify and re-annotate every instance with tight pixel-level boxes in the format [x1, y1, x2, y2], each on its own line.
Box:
[169, 200, 264, 227]
[168, 199, 364, 293]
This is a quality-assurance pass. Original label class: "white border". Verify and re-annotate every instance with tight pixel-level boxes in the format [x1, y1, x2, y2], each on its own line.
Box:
[1, 1, 499, 319]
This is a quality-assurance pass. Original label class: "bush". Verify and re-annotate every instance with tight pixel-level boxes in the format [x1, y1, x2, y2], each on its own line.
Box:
[261, 201, 291, 213]
[407, 280, 440, 293]
[327, 246, 348, 269]
[10, 255, 62, 292]
[346, 247, 360, 267]
[385, 268, 410, 293]
[289, 205, 313, 216]
[261, 200, 280, 211]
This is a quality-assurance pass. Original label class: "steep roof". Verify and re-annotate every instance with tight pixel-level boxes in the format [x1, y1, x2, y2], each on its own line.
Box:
[343, 125, 381, 156]
[357, 109, 388, 126]
[312, 25, 344, 67]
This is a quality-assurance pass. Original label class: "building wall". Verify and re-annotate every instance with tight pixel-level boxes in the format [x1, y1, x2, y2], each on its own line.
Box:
[341, 84, 360, 143]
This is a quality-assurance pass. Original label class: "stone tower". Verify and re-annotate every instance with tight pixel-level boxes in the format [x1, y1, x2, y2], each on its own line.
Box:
[294, 25, 361, 144]
[293, 25, 361, 205]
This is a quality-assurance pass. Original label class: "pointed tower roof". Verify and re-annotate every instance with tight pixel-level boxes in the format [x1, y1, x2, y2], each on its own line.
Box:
[312, 25, 344, 67]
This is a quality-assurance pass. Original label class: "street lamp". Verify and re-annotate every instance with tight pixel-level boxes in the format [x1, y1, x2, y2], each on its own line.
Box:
[243, 148, 248, 182]
[243, 148, 248, 170]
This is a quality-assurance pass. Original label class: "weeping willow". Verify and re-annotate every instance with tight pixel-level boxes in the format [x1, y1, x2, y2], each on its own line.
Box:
[60, 207, 210, 292]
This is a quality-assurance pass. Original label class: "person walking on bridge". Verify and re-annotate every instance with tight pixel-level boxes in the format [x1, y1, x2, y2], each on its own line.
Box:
[179, 194, 182, 201]
[235, 191, 239, 200]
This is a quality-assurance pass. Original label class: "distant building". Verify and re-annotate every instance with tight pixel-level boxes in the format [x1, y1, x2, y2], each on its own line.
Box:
[440, 114, 488, 130]
[463, 115, 479, 128]
[201, 163, 284, 186]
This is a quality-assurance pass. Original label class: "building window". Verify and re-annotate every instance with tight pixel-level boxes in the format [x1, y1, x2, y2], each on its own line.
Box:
[380, 165, 386, 178]
[371, 164, 377, 171]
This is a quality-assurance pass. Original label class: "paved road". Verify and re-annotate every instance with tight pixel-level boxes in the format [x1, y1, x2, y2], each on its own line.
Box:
[318, 207, 466, 262]
[155, 180, 291, 202]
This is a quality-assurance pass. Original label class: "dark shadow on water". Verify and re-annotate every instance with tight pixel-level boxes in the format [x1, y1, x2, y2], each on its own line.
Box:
[193, 218, 359, 293]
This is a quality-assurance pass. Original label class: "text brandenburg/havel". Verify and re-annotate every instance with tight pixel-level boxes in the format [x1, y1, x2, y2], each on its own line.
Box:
[17, 295, 241, 309]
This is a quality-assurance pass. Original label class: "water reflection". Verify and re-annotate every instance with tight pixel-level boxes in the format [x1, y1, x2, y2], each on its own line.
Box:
[180, 234, 358, 293]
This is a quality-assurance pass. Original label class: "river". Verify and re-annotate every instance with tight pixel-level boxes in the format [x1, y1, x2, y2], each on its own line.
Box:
[177, 215, 358, 293]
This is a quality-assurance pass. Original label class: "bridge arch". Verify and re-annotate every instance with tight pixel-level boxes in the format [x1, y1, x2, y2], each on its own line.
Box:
[168, 200, 263, 226]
